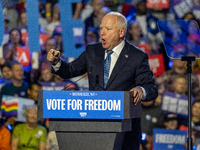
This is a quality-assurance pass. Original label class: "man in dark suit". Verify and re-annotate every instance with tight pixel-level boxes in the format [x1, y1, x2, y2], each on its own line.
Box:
[47, 12, 158, 150]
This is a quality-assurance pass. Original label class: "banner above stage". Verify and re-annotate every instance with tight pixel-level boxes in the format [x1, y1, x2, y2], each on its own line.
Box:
[42, 91, 125, 119]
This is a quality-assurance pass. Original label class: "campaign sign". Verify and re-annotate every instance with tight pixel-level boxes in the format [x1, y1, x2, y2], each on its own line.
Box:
[161, 91, 195, 118]
[171, 0, 192, 19]
[153, 128, 187, 150]
[1, 95, 35, 122]
[43, 91, 124, 119]
[39, 82, 72, 91]
[149, 54, 165, 77]
[146, 0, 170, 9]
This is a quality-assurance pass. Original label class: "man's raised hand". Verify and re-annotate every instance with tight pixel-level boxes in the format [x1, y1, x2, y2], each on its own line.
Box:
[47, 49, 60, 65]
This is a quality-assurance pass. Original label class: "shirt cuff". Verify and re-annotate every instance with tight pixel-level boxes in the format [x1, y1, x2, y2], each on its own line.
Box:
[51, 59, 62, 72]
[139, 86, 147, 100]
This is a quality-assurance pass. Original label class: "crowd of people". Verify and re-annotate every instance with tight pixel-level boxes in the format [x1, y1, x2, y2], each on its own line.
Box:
[0, 0, 200, 149]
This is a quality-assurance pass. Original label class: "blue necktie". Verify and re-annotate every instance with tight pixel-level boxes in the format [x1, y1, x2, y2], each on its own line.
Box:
[104, 50, 113, 88]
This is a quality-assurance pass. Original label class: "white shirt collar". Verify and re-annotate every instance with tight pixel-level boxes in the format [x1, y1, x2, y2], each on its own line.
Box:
[105, 40, 125, 56]
[112, 40, 125, 56]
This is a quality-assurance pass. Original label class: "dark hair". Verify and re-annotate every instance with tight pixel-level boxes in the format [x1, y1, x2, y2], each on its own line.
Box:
[85, 26, 99, 43]
[9, 28, 25, 46]
[126, 20, 143, 41]
[164, 113, 178, 122]
[28, 82, 42, 90]
[0, 62, 11, 72]
[45, 37, 58, 49]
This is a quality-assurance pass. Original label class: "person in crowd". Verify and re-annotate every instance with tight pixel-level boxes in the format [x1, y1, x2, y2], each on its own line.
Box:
[39, 63, 54, 82]
[45, 118, 59, 150]
[11, 105, 47, 150]
[0, 62, 28, 106]
[52, 25, 63, 55]
[0, 63, 12, 84]
[141, 100, 164, 150]
[160, 59, 199, 97]
[72, 2, 83, 19]
[97, 6, 111, 23]
[46, 130, 59, 150]
[2, 43, 18, 67]
[18, 11, 27, 33]
[163, 113, 179, 130]
[2, 14, 10, 46]
[84, 0, 105, 39]
[46, 3, 61, 37]
[27, 82, 42, 105]
[47, 11, 158, 150]
[180, 100, 200, 136]
[0, 117, 13, 150]
[7, 28, 25, 49]
[45, 0, 58, 23]
[126, 20, 146, 46]
[134, 0, 147, 36]
[1, 0, 18, 30]
[172, 74, 187, 95]
[2, 28, 24, 67]
[16, 0, 26, 14]
[40, 37, 57, 63]
[85, 26, 99, 45]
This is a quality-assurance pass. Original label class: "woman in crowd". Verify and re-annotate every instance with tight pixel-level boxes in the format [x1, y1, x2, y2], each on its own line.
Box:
[126, 20, 146, 46]
[12, 105, 47, 150]
[85, 26, 99, 45]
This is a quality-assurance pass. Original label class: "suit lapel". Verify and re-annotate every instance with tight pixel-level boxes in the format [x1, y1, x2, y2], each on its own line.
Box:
[106, 41, 131, 88]
[95, 46, 105, 88]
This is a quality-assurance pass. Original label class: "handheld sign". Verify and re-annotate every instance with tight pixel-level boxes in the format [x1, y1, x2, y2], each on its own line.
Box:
[153, 128, 187, 150]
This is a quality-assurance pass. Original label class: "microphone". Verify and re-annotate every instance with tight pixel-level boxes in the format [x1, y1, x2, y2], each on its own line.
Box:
[62, 66, 93, 91]
[92, 74, 106, 91]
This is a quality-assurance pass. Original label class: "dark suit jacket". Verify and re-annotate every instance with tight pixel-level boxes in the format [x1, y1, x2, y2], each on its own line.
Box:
[52, 40, 158, 101]
[52, 40, 158, 149]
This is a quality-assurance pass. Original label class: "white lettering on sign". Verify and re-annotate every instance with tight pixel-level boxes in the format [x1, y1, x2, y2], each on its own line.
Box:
[84, 99, 121, 111]
[73, 28, 83, 36]
[148, 0, 167, 3]
[155, 134, 185, 144]
[149, 58, 160, 73]
[174, 1, 190, 19]
[46, 99, 66, 110]
[67, 99, 82, 110]
[18, 52, 29, 63]
[46, 99, 121, 111]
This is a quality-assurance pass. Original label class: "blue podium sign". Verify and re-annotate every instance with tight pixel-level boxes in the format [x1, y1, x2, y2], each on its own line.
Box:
[43, 91, 124, 119]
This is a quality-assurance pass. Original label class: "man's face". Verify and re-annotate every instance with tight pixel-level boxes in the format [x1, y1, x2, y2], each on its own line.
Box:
[12, 64, 24, 81]
[28, 84, 41, 101]
[45, 39, 56, 53]
[164, 120, 178, 129]
[41, 69, 53, 81]
[173, 77, 187, 94]
[100, 15, 124, 50]
[92, 0, 104, 13]
[2, 66, 12, 80]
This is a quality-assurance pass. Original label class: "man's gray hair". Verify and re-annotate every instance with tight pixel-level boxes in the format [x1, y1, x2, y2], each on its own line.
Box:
[105, 12, 127, 33]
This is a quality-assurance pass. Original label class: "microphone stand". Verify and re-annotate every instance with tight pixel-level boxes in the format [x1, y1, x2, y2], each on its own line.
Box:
[181, 56, 195, 150]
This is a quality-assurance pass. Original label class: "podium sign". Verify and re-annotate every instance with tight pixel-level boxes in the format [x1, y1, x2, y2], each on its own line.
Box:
[43, 91, 125, 119]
